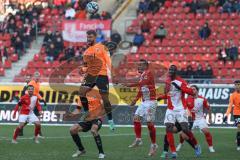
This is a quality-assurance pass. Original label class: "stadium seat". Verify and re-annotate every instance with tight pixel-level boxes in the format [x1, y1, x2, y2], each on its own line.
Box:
[4, 60, 12, 69]
[11, 54, 18, 62]
[0, 67, 5, 76]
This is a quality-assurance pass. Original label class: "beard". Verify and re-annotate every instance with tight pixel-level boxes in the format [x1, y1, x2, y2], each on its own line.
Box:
[87, 40, 95, 46]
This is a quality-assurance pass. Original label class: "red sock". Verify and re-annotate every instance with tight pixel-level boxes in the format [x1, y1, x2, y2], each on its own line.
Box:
[134, 121, 142, 139]
[147, 123, 156, 144]
[167, 132, 176, 152]
[186, 131, 198, 146]
[180, 134, 184, 144]
[13, 127, 20, 140]
[35, 125, 40, 137]
[204, 132, 213, 147]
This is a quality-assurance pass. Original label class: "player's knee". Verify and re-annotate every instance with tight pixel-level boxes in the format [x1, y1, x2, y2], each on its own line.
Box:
[134, 115, 141, 122]
[35, 123, 40, 127]
[147, 121, 153, 126]
[70, 126, 78, 135]
[79, 88, 88, 97]
[90, 129, 98, 136]
[181, 126, 189, 133]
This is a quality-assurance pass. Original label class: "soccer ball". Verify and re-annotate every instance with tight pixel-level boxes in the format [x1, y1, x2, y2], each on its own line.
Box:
[86, 1, 99, 14]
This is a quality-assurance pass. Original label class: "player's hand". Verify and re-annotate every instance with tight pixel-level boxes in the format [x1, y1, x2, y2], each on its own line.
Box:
[223, 116, 228, 123]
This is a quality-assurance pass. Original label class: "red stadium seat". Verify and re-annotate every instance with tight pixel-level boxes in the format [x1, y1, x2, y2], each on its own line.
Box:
[225, 61, 234, 68]
[4, 60, 12, 69]
[0, 67, 5, 76]
[11, 54, 18, 62]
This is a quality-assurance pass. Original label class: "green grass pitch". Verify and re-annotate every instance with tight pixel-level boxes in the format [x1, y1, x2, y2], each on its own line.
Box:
[0, 125, 239, 160]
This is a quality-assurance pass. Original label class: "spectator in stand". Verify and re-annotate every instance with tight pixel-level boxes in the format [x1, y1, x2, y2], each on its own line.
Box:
[195, 64, 204, 82]
[75, 7, 87, 19]
[154, 23, 167, 42]
[54, 37, 64, 54]
[197, 0, 209, 13]
[156, 0, 166, 6]
[137, 0, 149, 14]
[90, 13, 101, 19]
[60, 45, 75, 62]
[217, 0, 226, 6]
[234, 0, 240, 13]
[188, 0, 199, 13]
[96, 29, 105, 43]
[218, 44, 228, 64]
[18, 4, 27, 21]
[133, 30, 145, 47]
[0, 46, 8, 63]
[53, 31, 63, 42]
[111, 30, 122, 45]
[186, 65, 195, 79]
[222, 0, 234, 13]
[7, 18, 17, 33]
[65, 4, 76, 19]
[101, 11, 112, 20]
[23, 18, 32, 49]
[43, 30, 54, 46]
[46, 43, 57, 62]
[228, 40, 238, 63]
[74, 46, 83, 61]
[204, 64, 213, 79]
[199, 22, 211, 40]
[148, 0, 160, 14]
[14, 36, 24, 60]
[177, 66, 187, 78]
[140, 17, 151, 33]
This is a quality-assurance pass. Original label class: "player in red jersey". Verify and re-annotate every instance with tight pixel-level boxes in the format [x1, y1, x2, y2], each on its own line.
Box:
[176, 85, 215, 153]
[157, 65, 201, 159]
[12, 85, 42, 144]
[123, 59, 158, 156]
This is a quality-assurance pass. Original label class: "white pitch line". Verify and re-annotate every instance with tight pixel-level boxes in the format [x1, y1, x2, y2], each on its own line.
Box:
[0, 133, 160, 141]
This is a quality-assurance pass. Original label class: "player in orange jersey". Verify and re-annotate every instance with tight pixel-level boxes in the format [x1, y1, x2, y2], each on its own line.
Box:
[69, 94, 105, 159]
[79, 30, 115, 131]
[223, 80, 240, 151]
[21, 72, 46, 138]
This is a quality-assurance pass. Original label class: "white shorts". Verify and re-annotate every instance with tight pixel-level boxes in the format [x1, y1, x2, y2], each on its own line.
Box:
[19, 112, 39, 123]
[164, 109, 188, 124]
[135, 100, 157, 122]
[192, 118, 208, 130]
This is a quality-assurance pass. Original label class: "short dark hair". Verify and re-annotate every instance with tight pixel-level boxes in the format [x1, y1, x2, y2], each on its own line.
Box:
[191, 85, 199, 91]
[139, 59, 149, 67]
[86, 30, 97, 36]
[28, 85, 34, 89]
[234, 80, 240, 84]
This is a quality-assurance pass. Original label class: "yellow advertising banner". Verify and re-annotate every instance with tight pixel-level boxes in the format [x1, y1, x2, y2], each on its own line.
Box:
[0, 83, 164, 105]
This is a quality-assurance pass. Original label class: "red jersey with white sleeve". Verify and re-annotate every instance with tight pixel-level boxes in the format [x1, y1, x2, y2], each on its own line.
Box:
[186, 95, 210, 120]
[13, 94, 42, 115]
[158, 76, 194, 110]
[129, 69, 156, 101]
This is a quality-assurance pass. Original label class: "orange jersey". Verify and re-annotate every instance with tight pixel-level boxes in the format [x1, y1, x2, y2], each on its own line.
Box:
[83, 43, 111, 76]
[77, 96, 104, 120]
[226, 91, 240, 116]
[28, 80, 43, 100]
